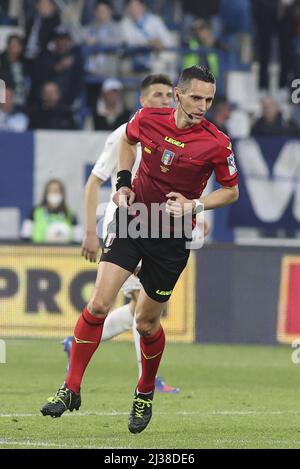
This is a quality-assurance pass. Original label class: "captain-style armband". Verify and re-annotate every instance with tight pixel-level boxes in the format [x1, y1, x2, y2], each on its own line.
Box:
[192, 199, 203, 215]
[116, 170, 132, 191]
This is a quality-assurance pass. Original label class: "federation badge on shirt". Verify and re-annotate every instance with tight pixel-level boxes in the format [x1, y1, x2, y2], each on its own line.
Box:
[227, 153, 237, 176]
[160, 149, 175, 173]
[161, 149, 175, 166]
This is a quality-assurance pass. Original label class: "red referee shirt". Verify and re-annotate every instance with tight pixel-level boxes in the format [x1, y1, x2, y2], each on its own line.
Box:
[126, 107, 238, 210]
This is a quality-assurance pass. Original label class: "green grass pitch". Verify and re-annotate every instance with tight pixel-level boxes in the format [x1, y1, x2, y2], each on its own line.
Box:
[1, 339, 300, 449]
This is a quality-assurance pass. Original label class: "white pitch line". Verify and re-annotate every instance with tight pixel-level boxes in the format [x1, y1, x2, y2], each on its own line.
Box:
[0, 439, 121, 449]
[1, 409, 300, 418]
[0, 439, 69, 448]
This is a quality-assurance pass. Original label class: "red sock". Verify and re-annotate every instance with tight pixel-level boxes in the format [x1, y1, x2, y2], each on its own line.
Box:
[66, 307, 105, 393]
[137, 326, 165, 394]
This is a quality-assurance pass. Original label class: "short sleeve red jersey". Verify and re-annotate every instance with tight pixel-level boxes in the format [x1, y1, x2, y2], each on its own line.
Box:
[126, 107, 238, 210]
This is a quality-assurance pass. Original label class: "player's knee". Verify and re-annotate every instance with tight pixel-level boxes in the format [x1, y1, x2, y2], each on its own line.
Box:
[135, 317, 156, 337]
[88, 298, 110, 317]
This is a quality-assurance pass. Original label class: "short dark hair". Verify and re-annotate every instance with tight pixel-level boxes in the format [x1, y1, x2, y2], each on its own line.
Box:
[177, 66, 215, 92]
[7, 34, 23, 46]
[140, 74, 173, 94]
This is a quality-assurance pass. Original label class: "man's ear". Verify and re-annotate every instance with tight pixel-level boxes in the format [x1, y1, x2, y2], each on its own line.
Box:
[174, 87, 180, 102]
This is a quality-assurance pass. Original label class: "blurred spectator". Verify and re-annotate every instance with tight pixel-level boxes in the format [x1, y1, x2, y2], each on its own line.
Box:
[83, 1, 121, 76]
[0, 87, 29, 131]
[180, 0, 220, 41]
[0, 0, 17, 25]
[219, 0, 252, 64]
[145, 0, 181, 28]
[209, 96, 251, 139]
[252, 0, 294, 91]
[183, 19, 228, 80]
[29, 81, 78, 130]
[292, 0, 300, 80]
[61, 0, 87, 27]
[209, 96, 231, 135]
[0, 35, 27, 109]
[180, 0, 220, 20]
[23, 0, 38, 23]
[21, 179, 82, 243]
[81, 0, 127, 23]
[220, 0, 252, 35]
[120, 0, 173, 72]
[251, 95, 300, 136]
[93, 77, 131, 130]
[25, 0, 60, 61]
[31, 25, 84, 107]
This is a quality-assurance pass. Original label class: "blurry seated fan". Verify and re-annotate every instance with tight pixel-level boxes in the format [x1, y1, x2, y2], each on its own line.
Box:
[21, 179, 82, 244]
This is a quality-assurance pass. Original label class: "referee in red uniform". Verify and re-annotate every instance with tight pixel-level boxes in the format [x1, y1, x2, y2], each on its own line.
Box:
[41, 66, 239, 433]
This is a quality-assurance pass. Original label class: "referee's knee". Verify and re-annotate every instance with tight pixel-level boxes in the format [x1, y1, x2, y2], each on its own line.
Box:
[135, 317, 157, 337]
[87, 299, 110, 317]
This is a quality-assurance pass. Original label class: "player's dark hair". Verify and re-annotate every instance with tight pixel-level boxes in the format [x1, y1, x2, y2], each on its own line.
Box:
[177, 66, 215, 92]
[140, 74, 173, 94]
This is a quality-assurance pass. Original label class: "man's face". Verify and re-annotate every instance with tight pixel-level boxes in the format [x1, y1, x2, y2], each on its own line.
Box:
[103, 89, 121, 106]
[262, 96, 279, 122]
[176, 79, 216, 123]
[141, 83, 173, 108]
[42, 83, 60, 108]
[95, 3, 112, 22]
[127, 0, 145, 20]
[55, 36, 71, 54]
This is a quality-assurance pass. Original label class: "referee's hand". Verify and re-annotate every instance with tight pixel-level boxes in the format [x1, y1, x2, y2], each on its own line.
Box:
[113, 187, 135, 208]
[81, 232, 100, 263]
[166, 192, 193, 217]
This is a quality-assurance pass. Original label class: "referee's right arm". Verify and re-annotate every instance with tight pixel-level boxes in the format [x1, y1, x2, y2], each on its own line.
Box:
[118, 131, 137, 173]
[113, 131, 137, 207]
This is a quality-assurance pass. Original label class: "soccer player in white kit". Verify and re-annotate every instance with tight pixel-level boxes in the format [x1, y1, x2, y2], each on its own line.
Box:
[63, 74, 180, 393]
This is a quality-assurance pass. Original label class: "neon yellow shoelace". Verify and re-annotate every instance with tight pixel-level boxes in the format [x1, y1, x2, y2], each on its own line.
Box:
[134, 397, 152, 418]
[47, 389, 68, 408]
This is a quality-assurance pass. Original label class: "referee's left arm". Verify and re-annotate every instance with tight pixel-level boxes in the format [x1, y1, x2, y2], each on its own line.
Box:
[199, 184, 239, 211]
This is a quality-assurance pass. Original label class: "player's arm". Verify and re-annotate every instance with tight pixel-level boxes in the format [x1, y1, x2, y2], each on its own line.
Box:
[198, 184, 239, 210]
[81, 125, 125, 262]
[113, 111, 142, 208]
[81, 173, 103, 262]
[197, 139, 239, 211]
[118, 131, 137, 172]
[166, 185, 239, 216]
[166, 139, 239, 215]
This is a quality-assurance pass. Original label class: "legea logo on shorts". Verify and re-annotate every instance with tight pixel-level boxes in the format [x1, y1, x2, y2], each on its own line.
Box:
[0, 340, 6, 364]
[156, 289, 173, 296]
[0, 80, 6, 103]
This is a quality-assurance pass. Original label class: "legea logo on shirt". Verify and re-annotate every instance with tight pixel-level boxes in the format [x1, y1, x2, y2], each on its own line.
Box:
[227, 153, 237, 176]
[164, 136, 185, 148]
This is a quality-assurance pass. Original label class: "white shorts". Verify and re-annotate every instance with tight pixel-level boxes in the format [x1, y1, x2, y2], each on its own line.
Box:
[122, 274, 142, 298]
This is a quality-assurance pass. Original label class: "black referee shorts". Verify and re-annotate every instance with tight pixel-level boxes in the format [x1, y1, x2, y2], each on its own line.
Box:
[100, 234, 190, 303]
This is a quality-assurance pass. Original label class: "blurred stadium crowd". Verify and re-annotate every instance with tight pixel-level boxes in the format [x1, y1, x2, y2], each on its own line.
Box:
[0, 0, 300, 136]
